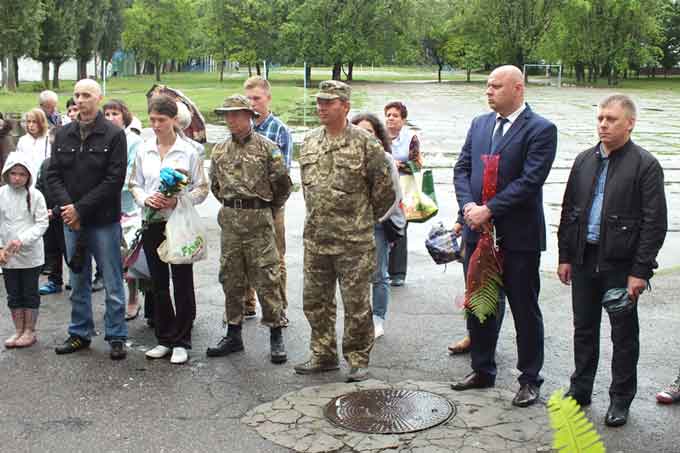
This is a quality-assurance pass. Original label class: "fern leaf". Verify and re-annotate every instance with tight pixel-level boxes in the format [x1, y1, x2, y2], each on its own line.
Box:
[548, 390, 606, 453]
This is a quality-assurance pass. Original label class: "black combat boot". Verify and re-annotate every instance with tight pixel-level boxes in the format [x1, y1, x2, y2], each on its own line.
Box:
[270, 327, 287, 364]
[206, 324, 244, 357]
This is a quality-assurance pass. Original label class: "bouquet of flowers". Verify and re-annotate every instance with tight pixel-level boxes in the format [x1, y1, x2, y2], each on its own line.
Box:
[144, 167, 190, 224]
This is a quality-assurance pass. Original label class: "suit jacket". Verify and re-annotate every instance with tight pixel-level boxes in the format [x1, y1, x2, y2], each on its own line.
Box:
[454, 105, 557, 252]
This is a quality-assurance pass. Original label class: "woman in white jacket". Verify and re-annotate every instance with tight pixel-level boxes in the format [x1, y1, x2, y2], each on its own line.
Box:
[16, 108, 51, 182]
[0, 153, 49, 348]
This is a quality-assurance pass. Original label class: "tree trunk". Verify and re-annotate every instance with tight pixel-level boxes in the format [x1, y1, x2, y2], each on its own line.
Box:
[466, 68, 472, 82]
[347, 61, 354, 81]
[332, 62, 342, 80]
[265, 61, 270, 79]
[305, 64, 312, 88]
[219, 61, 225, 82]
[437, 62, 443, 83]
[575, 62, 585, 83]
[13, 56, 19, 88]
[155, 59, 161, 82]
[256, 62, 261, 76]
[41, 61, 50, 87]
[52, 61, 62, 89]
[248, 64, 252, 76]
[7, 54, 17, 92]
[136, 60, 142, 76]
[78, 57, 88, 79]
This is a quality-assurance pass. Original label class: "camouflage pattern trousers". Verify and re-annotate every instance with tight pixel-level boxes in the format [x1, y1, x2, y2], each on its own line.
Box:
[303, 247, 376, 368]
[218, 206, 284, 327]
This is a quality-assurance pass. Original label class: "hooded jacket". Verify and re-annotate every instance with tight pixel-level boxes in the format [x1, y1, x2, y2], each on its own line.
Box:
[0, 152, 49, 269]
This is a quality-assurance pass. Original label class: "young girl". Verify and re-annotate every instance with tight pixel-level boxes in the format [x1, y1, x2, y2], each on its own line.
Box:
[0, 153, 49, 348]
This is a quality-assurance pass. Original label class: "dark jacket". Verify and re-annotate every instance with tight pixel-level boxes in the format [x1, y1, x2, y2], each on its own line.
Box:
[454, 105, 558, 251]
[557, 139, 667, 279]
[46, 112, 127, 226]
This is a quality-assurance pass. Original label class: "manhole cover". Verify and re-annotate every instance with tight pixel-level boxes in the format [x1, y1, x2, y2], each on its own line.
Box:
[324, 389, 455, 434]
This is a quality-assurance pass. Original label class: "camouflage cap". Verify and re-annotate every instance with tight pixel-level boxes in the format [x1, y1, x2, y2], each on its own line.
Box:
[315, 80, 351, 101]
[214, 94, 259, 117]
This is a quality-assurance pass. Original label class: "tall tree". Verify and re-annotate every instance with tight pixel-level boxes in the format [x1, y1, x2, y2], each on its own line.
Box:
[75, 0, 111, 79]
[122, 0, 197, 81]
[659, 0, 680, 75]
[0, 0, 46, 91]
[98, 0, 126, 80]
[29, 0, 79, 88]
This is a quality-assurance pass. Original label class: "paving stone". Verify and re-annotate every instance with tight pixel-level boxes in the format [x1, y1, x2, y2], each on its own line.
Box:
[353, 434, 400, 451]
[268, 409, 302, 424]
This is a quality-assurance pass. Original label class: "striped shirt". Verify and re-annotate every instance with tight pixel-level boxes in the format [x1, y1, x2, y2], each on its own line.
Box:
[254, 113, 293, 168]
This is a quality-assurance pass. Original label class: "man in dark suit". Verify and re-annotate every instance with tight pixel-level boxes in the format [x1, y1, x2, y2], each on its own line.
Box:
[452, 65, 557, 407]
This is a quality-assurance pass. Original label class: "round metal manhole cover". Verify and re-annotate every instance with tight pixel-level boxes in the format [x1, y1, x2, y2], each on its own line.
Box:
[324, 389, 455, 434]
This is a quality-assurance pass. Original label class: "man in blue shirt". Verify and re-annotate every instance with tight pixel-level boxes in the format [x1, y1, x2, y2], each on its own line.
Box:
[243, 76, 294, 325]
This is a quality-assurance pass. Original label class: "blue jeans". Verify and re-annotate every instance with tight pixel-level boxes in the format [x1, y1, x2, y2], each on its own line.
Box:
[372, 224, 390, 319]
[64, 223, 127, 342]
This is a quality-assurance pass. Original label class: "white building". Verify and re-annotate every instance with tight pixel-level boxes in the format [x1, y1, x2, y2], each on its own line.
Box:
[1, 57, 96, 82]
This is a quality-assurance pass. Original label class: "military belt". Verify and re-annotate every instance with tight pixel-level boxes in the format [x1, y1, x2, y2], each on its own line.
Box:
[223, 198, 271, 209]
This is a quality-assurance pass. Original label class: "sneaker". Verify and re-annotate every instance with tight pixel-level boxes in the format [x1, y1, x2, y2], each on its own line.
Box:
[294, 355, 339, 375]
[55, 335, 91, 354]
[656, 374, 680, 404]
[347, 367, 370, 382]
[145, 345, 172, 359]
[65, 283, 72, 290]
[373, 316, 384, 339]
[110, 341, 127, 360]
[92, 275, 104, 292]
[390, 277, 405, 287]
[39, 281, 63, 295]
[170, 347, 189, 364]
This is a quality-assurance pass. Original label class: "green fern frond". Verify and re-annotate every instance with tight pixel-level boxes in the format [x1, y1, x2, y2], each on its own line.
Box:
[466, 273, 502, 323]
[548, 390, 606, 453]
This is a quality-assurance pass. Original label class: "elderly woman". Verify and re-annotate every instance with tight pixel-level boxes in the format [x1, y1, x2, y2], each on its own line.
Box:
[103, 99, 145, 321]
[383, 101, 422, 287]
[129, 95, 208, 364]
[16, 108, 50, 181]
[351, 113, 405, 339]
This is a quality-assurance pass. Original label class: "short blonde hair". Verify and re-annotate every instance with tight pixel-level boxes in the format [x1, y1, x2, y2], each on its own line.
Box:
[243, 75, 271, 93]
[23, 108, 48, 137]
[599, 94, 637, 119]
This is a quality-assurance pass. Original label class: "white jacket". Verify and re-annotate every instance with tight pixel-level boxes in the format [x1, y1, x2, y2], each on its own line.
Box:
[15, 133, 50, 185]
[0, 152, 49, 269]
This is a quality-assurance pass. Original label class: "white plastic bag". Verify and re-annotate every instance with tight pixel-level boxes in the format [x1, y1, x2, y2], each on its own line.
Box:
[157, 196, 207, 264]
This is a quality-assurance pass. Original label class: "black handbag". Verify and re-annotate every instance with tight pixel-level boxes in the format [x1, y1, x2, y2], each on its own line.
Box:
[382, 218, 405, 243]
[601, 287, 635, 314]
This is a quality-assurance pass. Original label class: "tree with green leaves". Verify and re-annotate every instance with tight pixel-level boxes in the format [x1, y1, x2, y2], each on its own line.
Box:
[658, 0, 680, 75]
[0, 0, 46, 91]
[98, 0, 127, 80]
[75, 0, 111, 79]
[29, 0, 79, 89]
[122, 0, 197, 82]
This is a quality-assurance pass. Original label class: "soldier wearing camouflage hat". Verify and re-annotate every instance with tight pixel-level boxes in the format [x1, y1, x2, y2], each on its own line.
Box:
[294, 80, 396, 382]
[206, 94, 292, 364]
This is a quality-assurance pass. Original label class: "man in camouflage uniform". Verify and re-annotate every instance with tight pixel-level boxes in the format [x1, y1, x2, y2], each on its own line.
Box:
[294, 81, 395, 382]
[206, 95, 292, 364]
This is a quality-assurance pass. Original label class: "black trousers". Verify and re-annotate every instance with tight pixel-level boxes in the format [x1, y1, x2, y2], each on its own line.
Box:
[570, 244, 639, 405]
[388, 223, 408, 279]
[3, 266, 42, 309]
[44, 218, 65, 286]
[466, 243, 544, 386]
[142, 222, 196, 349]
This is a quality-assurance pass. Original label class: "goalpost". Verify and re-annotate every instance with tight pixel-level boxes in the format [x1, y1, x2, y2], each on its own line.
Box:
[523, 64, 563, 88]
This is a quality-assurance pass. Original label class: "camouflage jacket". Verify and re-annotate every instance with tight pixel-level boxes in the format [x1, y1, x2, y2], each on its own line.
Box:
[210, 131, 292, 208]
[299, 123, 395, 254]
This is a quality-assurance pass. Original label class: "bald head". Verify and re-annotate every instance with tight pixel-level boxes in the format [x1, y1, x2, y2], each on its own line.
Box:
[73, 79, 103, 121]
[486, 65, 525, 117]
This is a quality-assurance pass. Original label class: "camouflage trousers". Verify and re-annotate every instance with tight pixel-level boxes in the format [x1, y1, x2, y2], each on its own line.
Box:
[303, 247, 375, 368]
[245, 206, 287, 312]
[218, 206, 283, 328]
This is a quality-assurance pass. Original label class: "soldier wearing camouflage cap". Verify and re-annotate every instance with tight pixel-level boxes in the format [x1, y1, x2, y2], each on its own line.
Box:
[293, 80, 396, 382]
[206, 94, 292, 364]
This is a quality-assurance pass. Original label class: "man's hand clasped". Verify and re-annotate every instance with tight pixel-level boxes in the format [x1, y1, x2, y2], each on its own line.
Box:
[463, 203, 492, 231]
[61, 204, 81, 230]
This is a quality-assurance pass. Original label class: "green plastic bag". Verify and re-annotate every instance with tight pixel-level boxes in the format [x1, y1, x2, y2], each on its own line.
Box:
[401, 165, 438, 223]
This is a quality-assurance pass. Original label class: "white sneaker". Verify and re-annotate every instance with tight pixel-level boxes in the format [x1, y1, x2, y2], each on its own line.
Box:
[145, 345, 171, 359]
[373, 316, 385, 339]
[170, 347, 188, 364]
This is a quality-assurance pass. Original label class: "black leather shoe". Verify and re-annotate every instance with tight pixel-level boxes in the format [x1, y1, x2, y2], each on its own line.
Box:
[565, 390, 592, 406]
[110, 341, 127, 360]
[451, 372, 495, 391]
[55, 335, 91, 354]
[206, 336, 244, 357]
[605, 400, 630, 427]
[512, 383, 540, 407]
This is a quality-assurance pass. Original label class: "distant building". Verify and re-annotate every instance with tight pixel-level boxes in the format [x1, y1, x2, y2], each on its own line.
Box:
[0, 57, 96, 82]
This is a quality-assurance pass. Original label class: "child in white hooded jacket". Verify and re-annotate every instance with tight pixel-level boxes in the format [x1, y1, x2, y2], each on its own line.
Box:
[0, 152, 49, 348]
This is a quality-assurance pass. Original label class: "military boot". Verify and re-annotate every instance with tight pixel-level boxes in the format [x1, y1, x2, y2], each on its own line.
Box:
[206, 324, 244, 357]
[270, 327, 287, 364]
[294, 354, 339, 375]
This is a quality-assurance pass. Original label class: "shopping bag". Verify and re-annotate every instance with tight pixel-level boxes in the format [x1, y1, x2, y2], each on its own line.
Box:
[425, 222, 463, 265]
[123, 231, 151, 280]
[157, 196, 208, 264]
[401, 169, 438, 223]
[421, 169, 437, 204]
